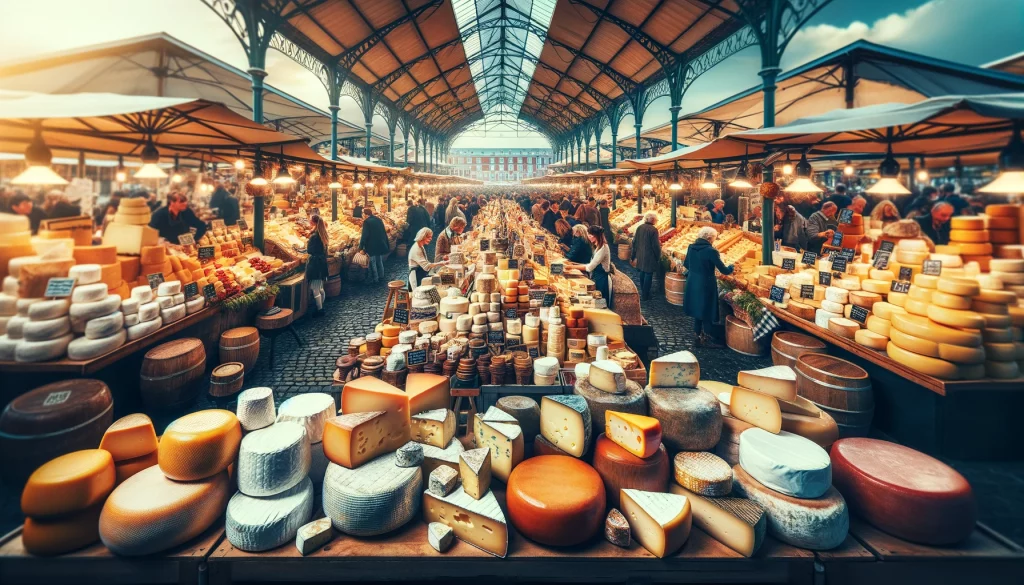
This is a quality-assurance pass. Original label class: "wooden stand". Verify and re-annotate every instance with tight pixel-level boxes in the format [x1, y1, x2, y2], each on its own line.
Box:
[381, 280, 407, 323]
[255, 309, 302, 369]
[450, 387, 479, 437]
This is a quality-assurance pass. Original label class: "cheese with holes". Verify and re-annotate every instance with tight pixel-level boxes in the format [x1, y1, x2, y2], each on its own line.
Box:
[605, 411, 661, 459]
[737, 366, 797, 401]
[100, 414, 158, 462]
[158, 410, 241, 481]
[100, 466, 230, 555]
[739, 428, 831, 498]
[670, 484, 766, 557]
[323, 411, 392, 469]
[276, 393, 334, 443]
[22, 316, 71, 341]
[237, 421, 311, 497]
[474, 415, 524, 481]
[540, 395, 592, 457]
[648, 350, 699, 388]
[21, 449, 115, 518]
[672, 451, 732, 496]
[340, 377, 413, 453]
[619, 489, 692, 558]
[729, 386, 782, 434]
[423, 486, 508, 557]
[15, 333, 72, 362]
[226, 477, 314, 552]
[411, 408, 456, 448]
[22, 502, 103, 556]
[322, 453, 422, 536]
[645, 386, 720, 451]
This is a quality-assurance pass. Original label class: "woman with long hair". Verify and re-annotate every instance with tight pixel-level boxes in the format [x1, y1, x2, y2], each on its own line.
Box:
[565, 224, 613, 308]
[306, 214, 330, 317]
[870, 199, 901, 226]
[564, 223, 593, 264]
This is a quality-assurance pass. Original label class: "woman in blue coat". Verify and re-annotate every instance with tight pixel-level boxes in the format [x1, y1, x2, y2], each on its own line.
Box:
[682, 226, 733, 347]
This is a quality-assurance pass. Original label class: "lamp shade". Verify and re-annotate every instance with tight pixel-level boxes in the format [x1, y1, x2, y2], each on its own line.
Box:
[135, 163, 169, 180]
[784, 177, 823, 193]
[866, 177, 911, 195]
[12, 165, 69, 185]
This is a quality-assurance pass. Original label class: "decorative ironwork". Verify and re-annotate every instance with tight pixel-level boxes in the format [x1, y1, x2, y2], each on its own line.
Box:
[566, 0, 676, 68]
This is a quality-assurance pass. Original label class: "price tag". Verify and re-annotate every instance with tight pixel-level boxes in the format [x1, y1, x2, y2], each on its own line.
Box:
[237, 218, 248, 231]
[839, 248, 856, 260]
[184, 282, 199, 299]
[198, 246, 216, 261]
[890, 279, 911, 293]
[879, 240, 895, 252]
[831, 256, 848, 274]
[528, 346, 540, 358]
[819, 271, 832, 286]
[487, 330, 505, 345]
[440, 273, 456, 285]
[44, 277, 76, 298]
[769, 285, 786, 303]
[838, 209, 854, 225]
[529, 289, 547, 301]
[872, 250, 891, 270]
[241, 235, 253, 249]
[542, 292, 556, 307]
[923, 259, 942, 276]
[830, 231, 844, 248]
[203, 284, 217, 302]
[801, 251, 817, 266]
[480, 239, 490, 252]
[508, 258, 519, 269]
[505, 307, 519, 319]
[849, 305, 869, 324]
[535, 234, 546, 242]
[147, 273, 165, 289]
[898, 266, 913, 282]
[407, 349, 427, 366]
[211, 219, 226, 230]
[177, 233, 195, 246]
[505, 344, 526, 354]
[550, 263, 564, 275]
[533, 254, 545, 266]
[781, 258, 796, 271]
[800, 284, 815, 299]
[521, 267, 535, 281]
[392, 306, 409, 324]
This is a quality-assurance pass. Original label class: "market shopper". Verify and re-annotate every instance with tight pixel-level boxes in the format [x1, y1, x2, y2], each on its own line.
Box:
[564, 224, 593, 264]
[804, 200, 838, 254]
[405, 198, 432, 245]
[445, 197, 465, 226]
[542, 202, 560, 233]
[43, 190, 81, 219]
[149, 192, 208, 242]
[555, 218, 573, 247]
[709, 199, 726, 224]
[575, 196, 601, 226]
[565, 224, 613, 309]
[359, 206, 389, 284]
[600, 199, 613, 246]
[305, 214, 329, 317]
[434, 217, 466, 262]
[631, 211, 662, 301]
[7, 192, 46, 234]
[408, 228, 443, 290]
[914, 201, 954, 246]
[209, 181, 240, 226]
[775, 204, 808, 250]
[682, 226, 734, 348]
[870, 200, 901, 226]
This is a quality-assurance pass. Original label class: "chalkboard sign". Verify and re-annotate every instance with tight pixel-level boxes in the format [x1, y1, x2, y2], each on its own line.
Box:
[838, 209, 854, 225]
[528, 346, 540, 358]
[923, 259, 942, 276]
[505, 344, 526, 354]
[198, 246, 216, 260]
[890, 279, 911, 294]
[177, 233, 195, 246]
[535, 234, 546, 242]
[879, 240, 895, 252]
[508, 258, 519, 269]
[147, 273, 165, 289]
[407, 349, 427, 366]
[184, 282, 199, 299]
[529, 289, 546, 301]
[471, 346, 488, 358]
[839, 248, 856, 260]
[819, 271, 832, 286]
[781, 258, 796, 271]
[480, 239, 490, 252]
[439, 272, 456, 285]
[242, 235, 253, 249]
[830, 231, 844, 248]
[533, 254, 545, 266]
[487, 330, 505, 345]
[237, 218, 248, 231]
[203, 284, 217, 302]
[801, 251, 817, 266]
[850, 305, 869, 324]
[769, 285, 786, 303]
[392, 306, 409, 324]
[521, 267, 535, 281]
[550, 263, 564, 275]
[800, 284, 815, 299]
[542, 292, 556, 307]
[505, 307, 519, 319]
[44, 277, 76, 298]
[898, 266, 913, 282]
[873, 250, 891, 270]
[831, 256, 848, 274]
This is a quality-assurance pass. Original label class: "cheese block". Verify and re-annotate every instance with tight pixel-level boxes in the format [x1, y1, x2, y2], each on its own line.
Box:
[855, 328, 888, 350]
[100, 414, 158, 462]
[118, 256, 141, 283]
[423, 486, 508, 557]
[21, 449, 116, 518]
[480, 405, 519, 425]
[428, 466, 459, 497]
[648, 350, 699, 388]
[672, 451, 732, 497]
[126, 317, 161, 340]
[276, 393, 334, 443]
[339, 377, 413, 453]
[506, 455, 606, 547]
[295, 517, 334, 556]
[670, 484, 766, 557]
[22, 502, 104, 556]
[15, 333, 72, 362]
[158, 410, 242, 481]
[420, 436, 465, 476]
[620, 489, 692, 558]
[729, 386, 782, 433]
[540, 394, 592, 458]
[69, 264, 102, 285]
[739, 428, 831, 498]
[604, 410, 662, 459]
[114, 450, 159, 485]
[459, 448, 492, 500]
[830, 438, 975, 545]
[732, 464, 848, 550]
[589, 359, 627, 393]
[737, 366, 797, 400]
[411, 408, 456, 448]
[99, 466, 230, 556]
[474, 416, 524, 482]
[323, 411, 392, 469]
[322, 453, 422, 536]
[237, 421, 311, 497]
[645, 386, 720, 451]
[226, 477, 314, 552]
[22, 316, 71, 342]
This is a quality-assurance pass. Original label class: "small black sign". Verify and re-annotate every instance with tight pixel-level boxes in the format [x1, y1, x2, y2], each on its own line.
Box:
[831, 256, 848, 274]
[184, 282, 199, 299]
[242, 235, 253, 249]
[480, 239, 490, 252]
[521, 267, 535, 281]
[890, 279, 911, 294]
[898, 266, 913, 282]
[533, 254, 545, 266]
[177, 233, 195, 246]
[873, 250, 891, 270]
[505, 344, 526, 354]
[198, 246, 216, 260]
[203, 284, 218, 302]
[471, 345, 489, 358]
[505, 307, 519, 319]
[819, 271, 832, 286]
[211, 219, 226, 230]
[392, 306, 409, 324]
[529, 289, 547, 301]
[801, 251, 817, 266]
[528, 346, 540, 358]
[923, 259, 942, 276]
[147, 273, 165, 289]
[800, 284, 815, 299]
[830, 231, 844, 248]
[487, 330, 505, 345]
[850, 305, 869, 324]
[508, 258, 519, 269]
[839, 248, 856, 260]
[769, 285, 786, 303]
[439, 272, 456, 285]
[407, 349, 427, 365]
[542, 292, 556, 307]
[838, 209, 854, 225]
[237, 218, 248, 231]
[550, 263, 564, 275]
[879, 240, 895, 252]
[781, 258, 796, 271]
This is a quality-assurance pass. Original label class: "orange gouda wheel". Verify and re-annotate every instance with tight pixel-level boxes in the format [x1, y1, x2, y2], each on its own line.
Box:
[506, 455, 605, 546]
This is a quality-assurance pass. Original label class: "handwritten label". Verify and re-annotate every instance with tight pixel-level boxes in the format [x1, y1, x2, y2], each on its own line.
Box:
[542, 292, 556, 307]
[831, 256, 848, 274]
[203, 284, 218, 302]
[839, 248, 856, 260]
[550, 263, 564, 275]
[873, 250, 891, 270]
[184, 282, 199, 299]
[800, 284, 815, 299]
[241, 235, 253, 249]
[487, 330, 505, 345]
[407, 349, 427, 365]
[781, 258, 796, 271]
[528, 346, 540, 358]
[529, 289, 547, 301]
[922, 259, 942, 276]
[392, 306, 409, 324]
[198, 246, 216, 261]
[521, 267, 535, 281]
[508, 258, 519, 269]
[819, 271, 832, 286]
[801, 251, 817, 266]
[479, 239, 490, 252]
[850, 305, 869, 324]
[44, 277, 76, 298]
[533, 254, 545, 266]
[890, 279, 911, 294]
[237, 218, 248, 231]
[830, 231, 844, 248]
[439, 272, 456, 285]
[898, 266, 913, 282]
[211, 219, 226, 230]
[769, 285, 786, 303]
[879, 240, 895, 252]
[838, 209, 854, 225]
[177, 233, 195, 246]
[505, 308, 519, 319]
[147, 273, 165, 289]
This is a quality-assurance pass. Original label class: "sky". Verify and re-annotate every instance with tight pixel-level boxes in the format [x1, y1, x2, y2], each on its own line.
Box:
[0, 0, 1021, 151]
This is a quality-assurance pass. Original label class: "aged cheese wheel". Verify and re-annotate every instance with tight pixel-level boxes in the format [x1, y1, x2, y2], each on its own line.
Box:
[644, 386, 721, 451]
[114, 450, 159, 485]
[672, 451, 732, 496]
[830, 438, 976, 545]
[158, 410, 241, 481]
[591, 434, 669, 508]
[21, 449, 115, 518]
[506, 455, 605, 546]
[22, 502, 103, 556]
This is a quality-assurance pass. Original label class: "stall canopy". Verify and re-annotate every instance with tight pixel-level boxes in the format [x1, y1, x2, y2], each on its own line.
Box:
[639, 40, 1024, 147]
[987, 51, 1024, 76]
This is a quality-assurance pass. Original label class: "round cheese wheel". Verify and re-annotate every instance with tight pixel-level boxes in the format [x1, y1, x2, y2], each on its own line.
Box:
[26, 299, 70, 321]
[644, 386, 720, 451]
[71, 282, 110, 304]
[937, 276, 981, 297]
[672, 450, 732, 497]
[67, 329, 126, 360]
[85, 311, 125, 340]
[275, 393, 335, 443]
[22, 502, 103, 556]
[70, 294, 122, 332]
[739, 428, 831, 498]
[592, 434, 669, 507]
[506, 456, 605, 546]
[127, 317, 162, 340]
[890, 313, 981, 347]
[158, 410, 242, 481]
[907, 285, 933, 302]
[21, 449, 115, 518]
[886, 342, 960, 379]
[15, 333, 72, 362]
[949, 229, 989, 243]
[830, 438, 975, 545]
[226, 477, 314, 552]
[573, 376, 646, 435]
[927, 305, 985, 330]
[903, 298, 930, 317]
[871, 302, 904, 321]
[237, 422, 311, 498]
[855, 328, 887, 350]
[931, 290, 972, 310]
[22, 316, 71, 342]
[68, 264, 102, 285]
[985, 360, 1020, 379]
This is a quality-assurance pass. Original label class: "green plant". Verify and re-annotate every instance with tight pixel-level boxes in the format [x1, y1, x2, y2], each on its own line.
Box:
[730, 290, 765, 321]
[223, 284, 279, 312]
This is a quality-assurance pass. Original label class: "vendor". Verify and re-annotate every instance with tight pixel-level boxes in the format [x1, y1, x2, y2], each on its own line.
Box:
[914, 201, 954, 246]
[804, 200, 838, 254]
[209, 181, 240, 226]
[775, 204, 808, 250]
[434, 217, 465, 262]
[7, 193, 45, 234]
[709, 199, 726, 224]
[565, 224, 613, 309]
[408, 227, 443, 290]
[682, 226, 734, 347]
[564, 224, 592, 264]
[149, 192, 208, 242]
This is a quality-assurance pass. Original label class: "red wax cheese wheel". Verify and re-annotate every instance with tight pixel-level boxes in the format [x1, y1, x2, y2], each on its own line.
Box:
[506, 455, 606, 546]
[830, 438, 976, 545]
[591, 434, 669, 508]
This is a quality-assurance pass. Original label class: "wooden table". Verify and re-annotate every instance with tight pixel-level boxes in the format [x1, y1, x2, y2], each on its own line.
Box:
[0, 521, 225, 585]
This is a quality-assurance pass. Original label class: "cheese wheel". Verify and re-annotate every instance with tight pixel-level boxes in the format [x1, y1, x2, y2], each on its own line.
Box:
[849, 291, 881, 308]
[886, 342, 960, 379]
[907, 286, 933, 302]
[865, 314, 891, 338]
[68, 329, 126, 360]
[275, 393, 335, 443]
[506, 455, 606, 546]
[896, 249, 928, 265]
[69, 294, 122, 332]
[828, 318, 859, 339]
[591, 434, 670, 508]
[903, 298, 930, 317]
[936, 276, 981, 297]
[22, 502, 103, 556]
[68, 264, 102, 285]
[855, 329, 887, 350]
[931, 290, 972, 310]
[158, 410, 242, 481]
[956, 242, 993, 256]
[226, 477, 314, 552]
[127, 316, 161, 340]
[85, 311, 125, 339]
[236, 421, 311, 497]
[890, 313, 982, 347]
[926, 304, 985, 329]
[985, 360, 1020, 379]
[99, 465, 231, 556]
[72, 282, 109, 303]
[672, 451, 732, 497]
[15, 333, 72, 362]
[860, 279, 889, 294]
[871, 302, 904, 321]
[26, 299, 70, 321]
[100, 414, 159, 462]
[22, 316, 71, 342]
[990, 258, 1024, 272]
[21, 449, 115, 518]
[645, 386, 719, 451]
[887, 291, 907, 307]
[950, 217, 985, 230]
[821, 299, 844, 314]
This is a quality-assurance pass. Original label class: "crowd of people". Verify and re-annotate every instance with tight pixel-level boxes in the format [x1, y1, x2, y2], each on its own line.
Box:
[0, 187, 84, 232]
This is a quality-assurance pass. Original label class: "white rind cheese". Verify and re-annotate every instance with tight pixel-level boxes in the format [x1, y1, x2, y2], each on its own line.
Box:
[160, 304, 186, 324]
[738, 429, 831, 498]
[236, 387, 277, 431]
[22, 316, 71, 342]
[137, 301, 160, 322]
[427, 521, 455, 553]
[126, 317, 161, 340]
[648, 350, 700, 388]
[15, 333, 72, 362]
[27, 299, 70, 320]
[276, 393, 335, 443]
[67, 329, 126, 360]
[120, 298, 139, 315]
[71, 283, 110, 304]
[157, 281, 181, 296]
[237, 421, 311, 497]
[70, 295, 122, 332]
[226, 477, 314, 552]
[130, 285, 154, 304]
[69, 264, 102, 285]
[85, 311, 124, 339]
[322, 453, 422, 536]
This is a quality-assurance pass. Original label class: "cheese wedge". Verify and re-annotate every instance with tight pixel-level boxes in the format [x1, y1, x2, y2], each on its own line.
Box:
[619, 489, 692, 558]
[459, 448, 492, 500]
[423, 487, 508, 557]
[340, 377, 413, 453]
[474, 416, 524, 482]
[648, 350, 700, 388]
[728, 386, 782, 434]
[322, 411, 393, 469]
[605, 411, 662, 459]
[540, 395, 592, 457]
[410, 408, 456, 448]
[670, 484, 766, 557]
[736, 366, 797, 401]
[99, 414, 159, 462]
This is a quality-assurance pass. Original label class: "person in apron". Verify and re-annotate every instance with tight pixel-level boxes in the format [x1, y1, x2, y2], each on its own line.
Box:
[565, 224, 613, 309]
[408, 227, 443, 290]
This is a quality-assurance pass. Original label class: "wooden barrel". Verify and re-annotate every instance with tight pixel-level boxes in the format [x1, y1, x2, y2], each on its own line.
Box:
[327, 257, 342, 277]
[325, 275, 342, 297]
[0, 379, 113, 485]
[725, 315, 766, 356]
[140, 338, 206, 410]
[664, 272, 685, 306]
[219, 327, 260, 372]
[209, 362, 245, 397]
[817, 404, 873, 438]
[795, 353, 873, 413]
[617, 243, 631, 260]
[256, 308, 294, 330]
[771, 331, 828, 368]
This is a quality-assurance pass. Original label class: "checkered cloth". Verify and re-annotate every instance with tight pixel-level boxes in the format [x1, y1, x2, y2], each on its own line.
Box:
[751, 308, 780, 342]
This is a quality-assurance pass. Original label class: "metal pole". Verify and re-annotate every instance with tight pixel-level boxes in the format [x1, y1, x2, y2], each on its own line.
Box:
[330, 105, 339, 221]
[635, 124, 643, 214]
[249, 68, 267, 251]
[610, 131, 617, 209]
[670, 105, 681, 228]
[760, 65, 781, 266]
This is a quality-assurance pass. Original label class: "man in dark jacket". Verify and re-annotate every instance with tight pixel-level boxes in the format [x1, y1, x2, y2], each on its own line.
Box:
[433, 196, 448, 231]
[405, 198, 431, 245]
[359, 206, 390, 284]
[541, 202, 560, 234]
[8, 192, 46, 234]
[575, 197, 601, 226]
[600, 199, 613, 246]
[209, 182, 240, 226]
[804, 201, 838, 254]
[682, 226, 734, 347]
[150, 192, 208, 242]
[631, 211, 662, 301]
[914, 201, 954, 246]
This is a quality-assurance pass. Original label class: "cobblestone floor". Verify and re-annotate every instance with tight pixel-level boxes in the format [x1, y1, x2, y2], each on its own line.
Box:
[2, 253, 1022, 546]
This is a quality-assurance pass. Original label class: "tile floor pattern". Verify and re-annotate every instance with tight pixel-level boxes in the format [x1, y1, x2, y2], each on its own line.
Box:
[2, 253, 1022, 547]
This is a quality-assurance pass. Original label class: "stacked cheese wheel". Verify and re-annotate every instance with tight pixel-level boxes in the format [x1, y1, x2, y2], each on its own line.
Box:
[100, 414, 160, 485]
[949, 215, 995, 271]
[125, 285, 163, 340]
[0, 213, 36, 280]
[71, 245, 130, 300]
[65, 266, 127, 360]
[155, 280, 187, 325]
[836, 212, 865, 249]
[101, 206, 159, 255]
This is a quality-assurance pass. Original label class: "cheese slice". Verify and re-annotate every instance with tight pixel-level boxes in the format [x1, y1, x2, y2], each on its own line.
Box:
[323, 411, 391, 469]
[474, 417, 524, 482]
[405, 373, 451, 416]
[100, 414, 159, 462]
[459, 448, 492, 500]
[739, 428, 831, 498]
[728, 386, 782, 434]
[21, 449, 116, 518]
[670, 484, 765, 557]
[605, 411, 662, 459]
[540, 394, 592, 457]
[619, 489, 692, 558]
[589, 359, 627, 393]
[648, 350, 700, 388]
[736, 366, 797, 401]
[410, 408, 456, 448]
[340, 377, 413, 453]
[158, 409, 242, 481]
[423, 486, 508, 557]
[236, 421, 311, 497]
